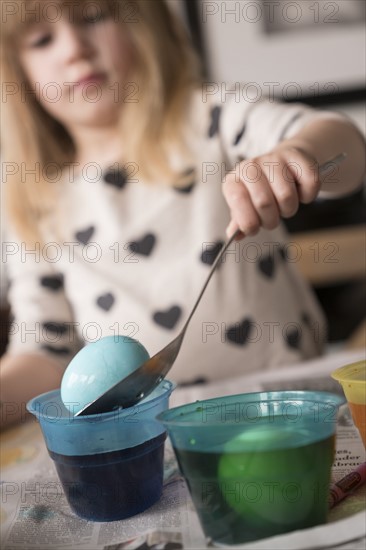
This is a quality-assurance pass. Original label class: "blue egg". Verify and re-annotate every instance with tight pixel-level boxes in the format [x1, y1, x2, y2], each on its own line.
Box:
[61, 335, 150, 413]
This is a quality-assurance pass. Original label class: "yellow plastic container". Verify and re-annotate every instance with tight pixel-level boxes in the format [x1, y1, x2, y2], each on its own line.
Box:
[332, 360, 366, 447]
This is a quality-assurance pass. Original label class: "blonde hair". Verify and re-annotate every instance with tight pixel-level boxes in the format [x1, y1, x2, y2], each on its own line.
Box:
[1, 0, 202, 241]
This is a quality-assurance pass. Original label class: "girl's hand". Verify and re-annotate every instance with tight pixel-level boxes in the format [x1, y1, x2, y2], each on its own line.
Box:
[223, 146, 320, 239]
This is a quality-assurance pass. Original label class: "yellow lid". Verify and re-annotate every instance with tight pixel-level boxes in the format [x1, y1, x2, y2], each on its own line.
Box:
[331, 360, 366, 405]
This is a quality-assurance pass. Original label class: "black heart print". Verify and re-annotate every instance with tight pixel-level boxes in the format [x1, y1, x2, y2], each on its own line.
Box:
[301, 312, 312, 327]
[278, 246, 287, 262]
[104, 169, 128, 189]
[208, 106, 221, 138]
[75, 226, 95, 245]
[174, 168, 196, 194]
[285, 327, 301, 350]
[226, 318, 253, 345]
[129, 233, 156, 256]
[200, 241, 225, 266]
[233, 122, 246, 146]
[40, 274, 64, 291]
[174, 183, 195, 194]
[153, 306, 182, 330]
[258, 254, 276, 279]
[96, 293, 115, 311]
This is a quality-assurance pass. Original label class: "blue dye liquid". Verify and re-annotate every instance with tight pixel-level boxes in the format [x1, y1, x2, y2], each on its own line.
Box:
[50, 432, 166, 521]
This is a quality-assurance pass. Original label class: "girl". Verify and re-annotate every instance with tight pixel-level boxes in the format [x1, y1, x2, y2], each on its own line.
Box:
[1, 0, 365, 429]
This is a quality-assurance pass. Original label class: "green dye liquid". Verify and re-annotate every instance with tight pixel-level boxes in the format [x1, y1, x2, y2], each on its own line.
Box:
[174, 432, 335, 545]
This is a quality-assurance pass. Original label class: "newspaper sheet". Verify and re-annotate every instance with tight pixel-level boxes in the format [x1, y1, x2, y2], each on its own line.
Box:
[1, 350, 365, 550]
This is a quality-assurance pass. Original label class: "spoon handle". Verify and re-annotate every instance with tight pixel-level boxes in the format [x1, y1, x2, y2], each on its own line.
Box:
[183, 152, 347, 332]
[183, 231, 239, 332]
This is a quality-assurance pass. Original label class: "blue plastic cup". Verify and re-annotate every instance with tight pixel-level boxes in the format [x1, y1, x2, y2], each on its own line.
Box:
[158, 390, 345, 546]
[27, 380, 174, 521]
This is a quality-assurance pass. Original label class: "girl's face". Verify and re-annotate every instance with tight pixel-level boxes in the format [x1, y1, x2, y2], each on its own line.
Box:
[18, 2, 133, 130]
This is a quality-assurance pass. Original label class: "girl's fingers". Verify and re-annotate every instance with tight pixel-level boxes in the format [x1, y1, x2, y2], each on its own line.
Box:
[280, 147, 320, 204]
[225, 220, 244, 240]
[270, 163, 299, 218]
[244, 172, 280, 230]
[224, 163, 281, 232]
[223, 174, 261, 236]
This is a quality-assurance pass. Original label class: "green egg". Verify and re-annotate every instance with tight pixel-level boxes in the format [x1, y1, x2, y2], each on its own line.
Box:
[217, 427, 315, 526]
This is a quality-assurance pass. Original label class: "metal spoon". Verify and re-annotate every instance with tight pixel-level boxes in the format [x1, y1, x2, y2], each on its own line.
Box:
[75, 153, 347, 415]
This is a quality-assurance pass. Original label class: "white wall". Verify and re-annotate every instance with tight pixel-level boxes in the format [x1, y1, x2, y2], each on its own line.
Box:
[198, 0, 365, 133]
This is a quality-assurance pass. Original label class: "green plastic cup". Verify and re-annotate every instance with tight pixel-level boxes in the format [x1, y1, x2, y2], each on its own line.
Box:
[158, 390, 344, 546]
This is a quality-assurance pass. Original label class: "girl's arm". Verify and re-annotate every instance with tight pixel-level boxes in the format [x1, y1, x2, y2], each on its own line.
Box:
[0, 352, 64, 430]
